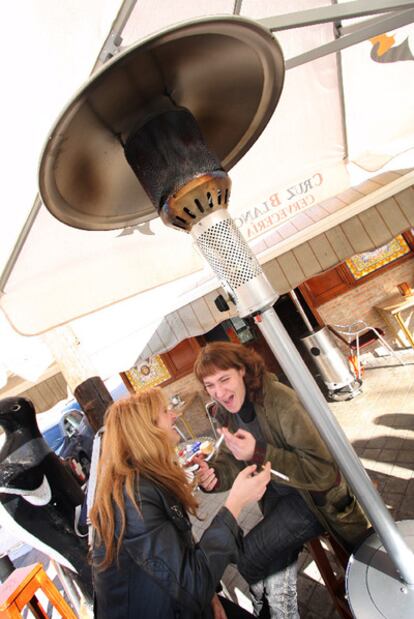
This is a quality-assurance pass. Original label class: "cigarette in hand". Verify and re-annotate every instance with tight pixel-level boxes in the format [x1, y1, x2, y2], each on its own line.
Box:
[214, 434, 225, 450]
[270, 468, 289, 481]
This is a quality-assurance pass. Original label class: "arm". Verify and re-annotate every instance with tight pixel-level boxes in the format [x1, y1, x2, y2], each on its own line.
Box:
[205, 408, 245, 492]
[256, 382, 338, 491]
[197, 444, 245, 492]
[124, 465, 271, 613]
[204, 388, 336, 492]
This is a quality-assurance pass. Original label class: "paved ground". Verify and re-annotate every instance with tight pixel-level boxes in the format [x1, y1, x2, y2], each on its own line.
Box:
[3, 347, 414, 618]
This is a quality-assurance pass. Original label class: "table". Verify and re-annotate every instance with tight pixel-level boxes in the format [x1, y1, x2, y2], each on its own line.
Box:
[374, 293, 414, 348]
[171, 393, 202, 439]
[171, 392, 215, 439]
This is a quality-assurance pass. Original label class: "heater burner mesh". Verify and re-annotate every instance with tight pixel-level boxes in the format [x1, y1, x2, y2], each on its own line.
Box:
[195, 218, 262, 292]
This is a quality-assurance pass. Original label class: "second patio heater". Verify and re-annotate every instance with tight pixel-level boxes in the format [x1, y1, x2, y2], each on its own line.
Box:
[39, 16, 414, 618]
[287, 289, 361, 401]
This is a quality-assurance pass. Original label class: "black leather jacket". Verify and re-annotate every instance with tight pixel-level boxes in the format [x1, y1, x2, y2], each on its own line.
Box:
[92, 477, 242, 618]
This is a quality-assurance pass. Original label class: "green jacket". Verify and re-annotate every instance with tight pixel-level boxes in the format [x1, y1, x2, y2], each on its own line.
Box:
[210, 373, 370, 549]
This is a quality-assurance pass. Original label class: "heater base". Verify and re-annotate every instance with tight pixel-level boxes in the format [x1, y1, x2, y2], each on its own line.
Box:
[346, 520, 414, 619]
[328, 379, 362, 402]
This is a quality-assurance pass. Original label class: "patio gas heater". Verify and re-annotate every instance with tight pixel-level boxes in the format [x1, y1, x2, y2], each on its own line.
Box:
[39, 17, 414, 618]
[290, 290, 362, 401]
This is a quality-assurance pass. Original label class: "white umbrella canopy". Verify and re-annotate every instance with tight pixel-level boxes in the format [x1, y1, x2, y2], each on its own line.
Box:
[1, 0, 121, 276]
[0, 311, 53, 383]
[1, 1, 414, 378]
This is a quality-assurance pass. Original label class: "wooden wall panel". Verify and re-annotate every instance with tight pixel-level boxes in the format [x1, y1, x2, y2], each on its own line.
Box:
[300, 267, 351, 307]
[161, 337, 202, 381]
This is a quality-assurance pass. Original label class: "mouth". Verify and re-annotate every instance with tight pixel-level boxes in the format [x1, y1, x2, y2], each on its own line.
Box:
[222, 395, 235, 409]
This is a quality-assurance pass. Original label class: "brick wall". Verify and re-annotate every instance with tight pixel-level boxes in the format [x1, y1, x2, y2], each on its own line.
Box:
[317, 257, 414, 349]
[162, 373, 201, 401]
[161, 373, 213, 438]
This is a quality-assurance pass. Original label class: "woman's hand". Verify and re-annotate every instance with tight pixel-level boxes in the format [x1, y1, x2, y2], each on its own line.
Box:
[224, 462, 271, 519]
[211, 594, 227, 619]
[220, 427, 256, 461]
[195, 457, 218, 491]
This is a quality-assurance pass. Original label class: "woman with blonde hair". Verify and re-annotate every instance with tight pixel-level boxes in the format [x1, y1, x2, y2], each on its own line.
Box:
[90, 387, 270, 619]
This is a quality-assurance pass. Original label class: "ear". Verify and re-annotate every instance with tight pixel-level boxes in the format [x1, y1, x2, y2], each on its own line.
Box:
[239, 366, 246, 379]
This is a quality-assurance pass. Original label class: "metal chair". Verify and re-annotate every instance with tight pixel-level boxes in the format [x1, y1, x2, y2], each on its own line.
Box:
[205, 401, 219, 439]
[328, 321, 405, 379]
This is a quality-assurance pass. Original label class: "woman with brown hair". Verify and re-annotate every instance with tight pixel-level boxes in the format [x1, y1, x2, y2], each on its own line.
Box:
[90, 387, 270, 619]
[194, 341, 370, 619]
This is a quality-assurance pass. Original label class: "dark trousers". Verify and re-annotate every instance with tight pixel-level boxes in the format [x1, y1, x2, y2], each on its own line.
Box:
[238, 483, 324, 584]
[220, 596, 254, 618]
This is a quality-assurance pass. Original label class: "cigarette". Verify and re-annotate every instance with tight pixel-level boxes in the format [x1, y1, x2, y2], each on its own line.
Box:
[270, 468, 290, 481]
[215, 434, 225, 450]
[173, 425, 186, 440]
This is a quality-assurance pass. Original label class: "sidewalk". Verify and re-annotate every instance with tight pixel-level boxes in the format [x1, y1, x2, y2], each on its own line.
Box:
[192, 349, 414, 618]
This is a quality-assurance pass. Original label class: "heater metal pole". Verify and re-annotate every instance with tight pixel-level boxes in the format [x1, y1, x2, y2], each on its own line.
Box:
[255, 307, 414, 586]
